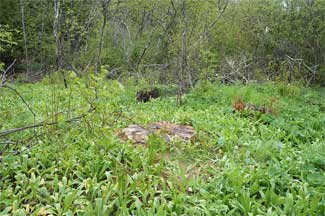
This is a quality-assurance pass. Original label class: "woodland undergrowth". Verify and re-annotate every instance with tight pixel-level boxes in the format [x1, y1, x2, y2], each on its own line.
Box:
[0, 77, 324, 215]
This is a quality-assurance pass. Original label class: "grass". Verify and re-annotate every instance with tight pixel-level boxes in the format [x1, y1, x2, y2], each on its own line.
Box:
[0, 78, 324, 215]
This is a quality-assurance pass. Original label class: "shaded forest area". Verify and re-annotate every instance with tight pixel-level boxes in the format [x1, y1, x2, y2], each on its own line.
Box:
[1, 0, 324, 88]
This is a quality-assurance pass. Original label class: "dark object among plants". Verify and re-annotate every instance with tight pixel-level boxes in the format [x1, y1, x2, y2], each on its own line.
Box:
[136, 88, 160, 102]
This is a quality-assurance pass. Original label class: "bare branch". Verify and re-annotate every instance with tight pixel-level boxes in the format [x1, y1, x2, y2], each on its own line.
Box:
[3, 85, 37, 117]
[0, 107, 95, 137]
[1, 59, 17, 88]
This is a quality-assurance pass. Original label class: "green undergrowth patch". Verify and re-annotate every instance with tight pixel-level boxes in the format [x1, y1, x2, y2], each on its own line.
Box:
[0, 80, 324, 215]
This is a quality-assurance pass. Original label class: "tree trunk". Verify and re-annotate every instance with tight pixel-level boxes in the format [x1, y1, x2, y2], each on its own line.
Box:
[53, 0, 68, 88]
[39, 0, 46, 75]
[95, 0, 110, 77]
[177, 0, 188, 106]
[19, 0, 29, 78]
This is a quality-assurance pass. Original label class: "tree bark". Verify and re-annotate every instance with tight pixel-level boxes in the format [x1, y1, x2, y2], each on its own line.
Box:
[177, 0, 188, 106]
[95, 0, 110, 78]
[19, 0, 29, 78]
[39, 0, 45, 74]
[53, 0, 68, 88]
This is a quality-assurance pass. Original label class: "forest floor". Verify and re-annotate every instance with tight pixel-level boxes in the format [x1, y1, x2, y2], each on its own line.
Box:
[0, 79, 325, 215]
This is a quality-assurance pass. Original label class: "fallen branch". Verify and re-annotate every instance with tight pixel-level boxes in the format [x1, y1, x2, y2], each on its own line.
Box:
[1, 60, 37, 118]
[0, 107, 95, 137]
[0, 133, 45, 156]
[3, 85, 36, 117]
[0, 140, 18, 153]
[0, 140, 16, 145]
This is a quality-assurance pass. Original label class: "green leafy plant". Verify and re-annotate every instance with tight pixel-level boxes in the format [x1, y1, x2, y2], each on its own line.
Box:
[0, 81, 324, 215]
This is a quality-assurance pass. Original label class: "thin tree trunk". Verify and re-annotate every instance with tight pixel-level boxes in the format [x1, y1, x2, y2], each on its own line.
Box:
[95, 0, 110, 77]
[53, 0, 68, 88]
[135, 25, 159, 83]
[177, 0, 188, 106]
[19, 0, 29, 78]
[39, 0, 45, 75]
[53, 0, 60, 70]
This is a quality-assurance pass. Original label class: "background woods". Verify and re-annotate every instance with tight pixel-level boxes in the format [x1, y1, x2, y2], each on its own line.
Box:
[1, 0, 324, 86]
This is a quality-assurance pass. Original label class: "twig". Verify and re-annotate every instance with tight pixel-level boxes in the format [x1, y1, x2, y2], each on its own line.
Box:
[0, 107, 95, 137]
[3, 85, 36, 117]
[1, 59, 16, 88]
[1, 60, 36, 118]
[0, 140, 17, 145]
[0, 140, 18, 152]
[1, 133, 43, 155]
[1, 59, 16, 76]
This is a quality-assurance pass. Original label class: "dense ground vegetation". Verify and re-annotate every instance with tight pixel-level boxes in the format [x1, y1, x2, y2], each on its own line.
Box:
[0, 78, 324, 215]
